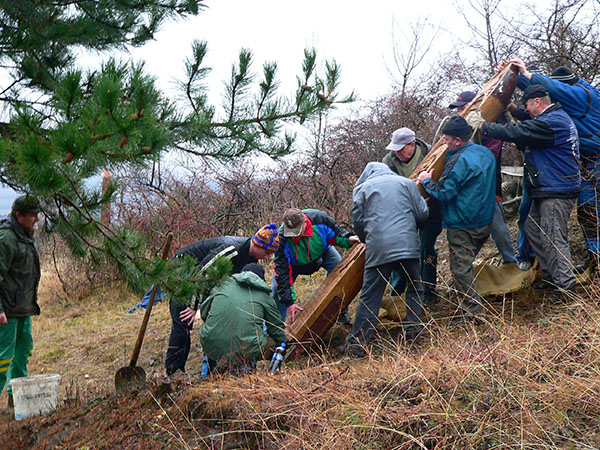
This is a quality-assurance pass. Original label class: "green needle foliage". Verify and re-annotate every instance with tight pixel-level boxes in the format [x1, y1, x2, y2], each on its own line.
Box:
[0, 1, 353, 294]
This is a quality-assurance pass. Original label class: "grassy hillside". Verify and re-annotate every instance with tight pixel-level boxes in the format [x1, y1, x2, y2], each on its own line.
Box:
[1, 220, 600, 448]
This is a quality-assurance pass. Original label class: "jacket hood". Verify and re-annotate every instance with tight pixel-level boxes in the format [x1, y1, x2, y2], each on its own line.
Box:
[231, 271, 271, 293]
[0, 215, 34, 241]
[0, 216, 13, 229]
[355, 162, 395, 187]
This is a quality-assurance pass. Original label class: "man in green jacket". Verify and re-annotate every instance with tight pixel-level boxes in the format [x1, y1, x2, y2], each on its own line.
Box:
[199, 263, 286, 373]
[0, 196, 41, 407]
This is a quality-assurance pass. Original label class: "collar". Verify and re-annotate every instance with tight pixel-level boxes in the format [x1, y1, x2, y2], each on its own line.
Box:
[537, 103, 555, 117]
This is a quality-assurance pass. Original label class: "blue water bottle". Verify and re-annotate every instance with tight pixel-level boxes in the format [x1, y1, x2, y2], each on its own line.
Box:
[267, 342, 287, 374]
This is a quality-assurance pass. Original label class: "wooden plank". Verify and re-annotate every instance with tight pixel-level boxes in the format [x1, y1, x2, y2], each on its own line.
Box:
[409, 64, 519, 195]
[287, 243, 365, 358]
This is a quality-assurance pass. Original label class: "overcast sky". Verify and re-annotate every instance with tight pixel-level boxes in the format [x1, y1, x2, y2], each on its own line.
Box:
[128, 0, 465, 104]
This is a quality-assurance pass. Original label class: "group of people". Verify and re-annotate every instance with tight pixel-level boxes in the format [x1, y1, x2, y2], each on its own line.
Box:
[2, 59, 599, 402]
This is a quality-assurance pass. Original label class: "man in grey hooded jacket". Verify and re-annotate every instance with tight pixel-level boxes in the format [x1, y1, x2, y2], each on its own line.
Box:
[347, 163, 429, 356]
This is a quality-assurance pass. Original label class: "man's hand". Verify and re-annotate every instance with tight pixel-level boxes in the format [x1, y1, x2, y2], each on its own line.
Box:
[509, 58, 531, 80]
[287, 304, 304, 323]
[0, 312, 7, 325]
[465, 109, 484, 130]
[349, 235, 361, 245]
[417, 169, 434, 183]
[179, 307, 197, 326]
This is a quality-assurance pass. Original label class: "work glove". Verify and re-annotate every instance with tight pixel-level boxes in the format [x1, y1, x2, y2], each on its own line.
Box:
[465, 109, 485, 130]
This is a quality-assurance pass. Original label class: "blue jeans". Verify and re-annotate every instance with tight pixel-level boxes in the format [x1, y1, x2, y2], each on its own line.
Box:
[516, 181, 534, 263]
[490, 199, 517, 264]
[389, 221, 442, 300]
[272, 246, 342, 321]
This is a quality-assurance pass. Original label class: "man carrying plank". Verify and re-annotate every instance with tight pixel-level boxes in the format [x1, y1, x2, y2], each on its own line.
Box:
[418, 116, 496, 322]
[476, 84, 581, 303]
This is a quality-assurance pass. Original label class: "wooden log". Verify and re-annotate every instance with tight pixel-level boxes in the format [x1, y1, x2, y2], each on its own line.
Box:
[409, 63, 519, 195]
[287, 243, 365, 359]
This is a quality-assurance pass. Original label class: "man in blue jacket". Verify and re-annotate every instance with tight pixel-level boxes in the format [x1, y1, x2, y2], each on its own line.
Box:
[479, 84, 581, 302]
[418, 116, 496, 320]
[511, 58, 600, 272]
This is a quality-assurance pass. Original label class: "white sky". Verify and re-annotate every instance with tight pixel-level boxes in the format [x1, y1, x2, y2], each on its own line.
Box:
[129, 0, 463, 105]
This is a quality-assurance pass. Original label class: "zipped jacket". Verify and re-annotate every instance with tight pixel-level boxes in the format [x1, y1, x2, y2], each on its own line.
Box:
[174, 236, 256, 309]
[518, 74, 600, 155]
[482, 103, 581, 199]
[0, 216, 41, 317]
[353, 163, 428, 268]
[199, 271, 286, 364]
[422, 141, 496, 229]
[274, 209, 354, 307]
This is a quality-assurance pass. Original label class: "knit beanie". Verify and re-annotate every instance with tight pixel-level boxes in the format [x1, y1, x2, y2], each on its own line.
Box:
[241, 263, 266, 281]
[252, 223, 279, 252]
[442, 116, 472, 137]
[550, 66, 577, 85]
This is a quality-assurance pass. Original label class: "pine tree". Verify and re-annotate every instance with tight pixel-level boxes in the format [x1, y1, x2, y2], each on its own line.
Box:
[0, 1, 353, 292]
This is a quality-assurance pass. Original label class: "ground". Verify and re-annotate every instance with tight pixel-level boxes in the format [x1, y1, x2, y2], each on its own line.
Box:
[1, 212, 599, 449]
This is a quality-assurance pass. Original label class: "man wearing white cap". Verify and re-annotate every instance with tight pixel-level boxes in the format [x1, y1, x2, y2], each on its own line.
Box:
[382, 128, 443, 307]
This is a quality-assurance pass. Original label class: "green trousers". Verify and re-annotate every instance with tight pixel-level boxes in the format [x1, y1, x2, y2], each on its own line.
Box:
[0, 316, 33, 395]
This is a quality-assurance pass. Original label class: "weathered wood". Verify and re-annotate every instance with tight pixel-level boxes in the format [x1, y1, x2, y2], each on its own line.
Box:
[410, 63, 519, 195]
[288, 243, 365, 358]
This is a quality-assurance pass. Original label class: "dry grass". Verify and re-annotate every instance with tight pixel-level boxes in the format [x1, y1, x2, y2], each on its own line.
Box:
[2, 213, 600, 448]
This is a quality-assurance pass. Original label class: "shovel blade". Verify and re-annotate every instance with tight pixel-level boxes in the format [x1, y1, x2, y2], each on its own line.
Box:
[115, 365, 146, 395]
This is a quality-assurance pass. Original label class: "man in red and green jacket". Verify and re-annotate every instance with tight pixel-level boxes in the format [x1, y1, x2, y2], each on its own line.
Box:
[273, 208, 360, 323]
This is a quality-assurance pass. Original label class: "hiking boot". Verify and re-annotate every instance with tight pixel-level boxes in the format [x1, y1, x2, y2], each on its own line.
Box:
[344, 336, 367, 358]
[404, 326, 424, 343]
[533, 279, 554, 290]
[518, 261, 532, 271]
[575, 255, 598, 275]
[337, 312, 351, 326]
[423, 291, 441, 307]
[546, 287, 577, 304]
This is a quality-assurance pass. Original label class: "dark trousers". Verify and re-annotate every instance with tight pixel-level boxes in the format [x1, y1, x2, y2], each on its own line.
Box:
[165, 302, 193, 375]
[526, 197, 577, 290]
[389, 221, 442, 300]
[350, 259, 422, 346]
[447, 224, 491, 315]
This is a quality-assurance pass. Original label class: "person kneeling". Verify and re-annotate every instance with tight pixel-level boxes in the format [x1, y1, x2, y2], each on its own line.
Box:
[199, 263, 287, 375]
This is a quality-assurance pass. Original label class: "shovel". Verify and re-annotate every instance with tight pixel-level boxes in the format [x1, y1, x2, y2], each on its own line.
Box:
[115, 232, 173, 394]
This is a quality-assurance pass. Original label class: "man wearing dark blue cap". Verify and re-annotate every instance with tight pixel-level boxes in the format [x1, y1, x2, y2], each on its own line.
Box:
[417, 117, 496, 321]
[479, 84, 581, 303]
[509, 58, 600, 273]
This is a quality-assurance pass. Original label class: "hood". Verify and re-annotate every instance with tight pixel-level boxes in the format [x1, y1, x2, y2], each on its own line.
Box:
[0, 216, 13, 229]
[0, 215, 34, 242]
[231, 271, 271, 293]
[355, 162, 394, 188]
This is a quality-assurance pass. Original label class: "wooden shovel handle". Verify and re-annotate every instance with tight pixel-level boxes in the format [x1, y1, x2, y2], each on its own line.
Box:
[129, 232, 173, 367]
